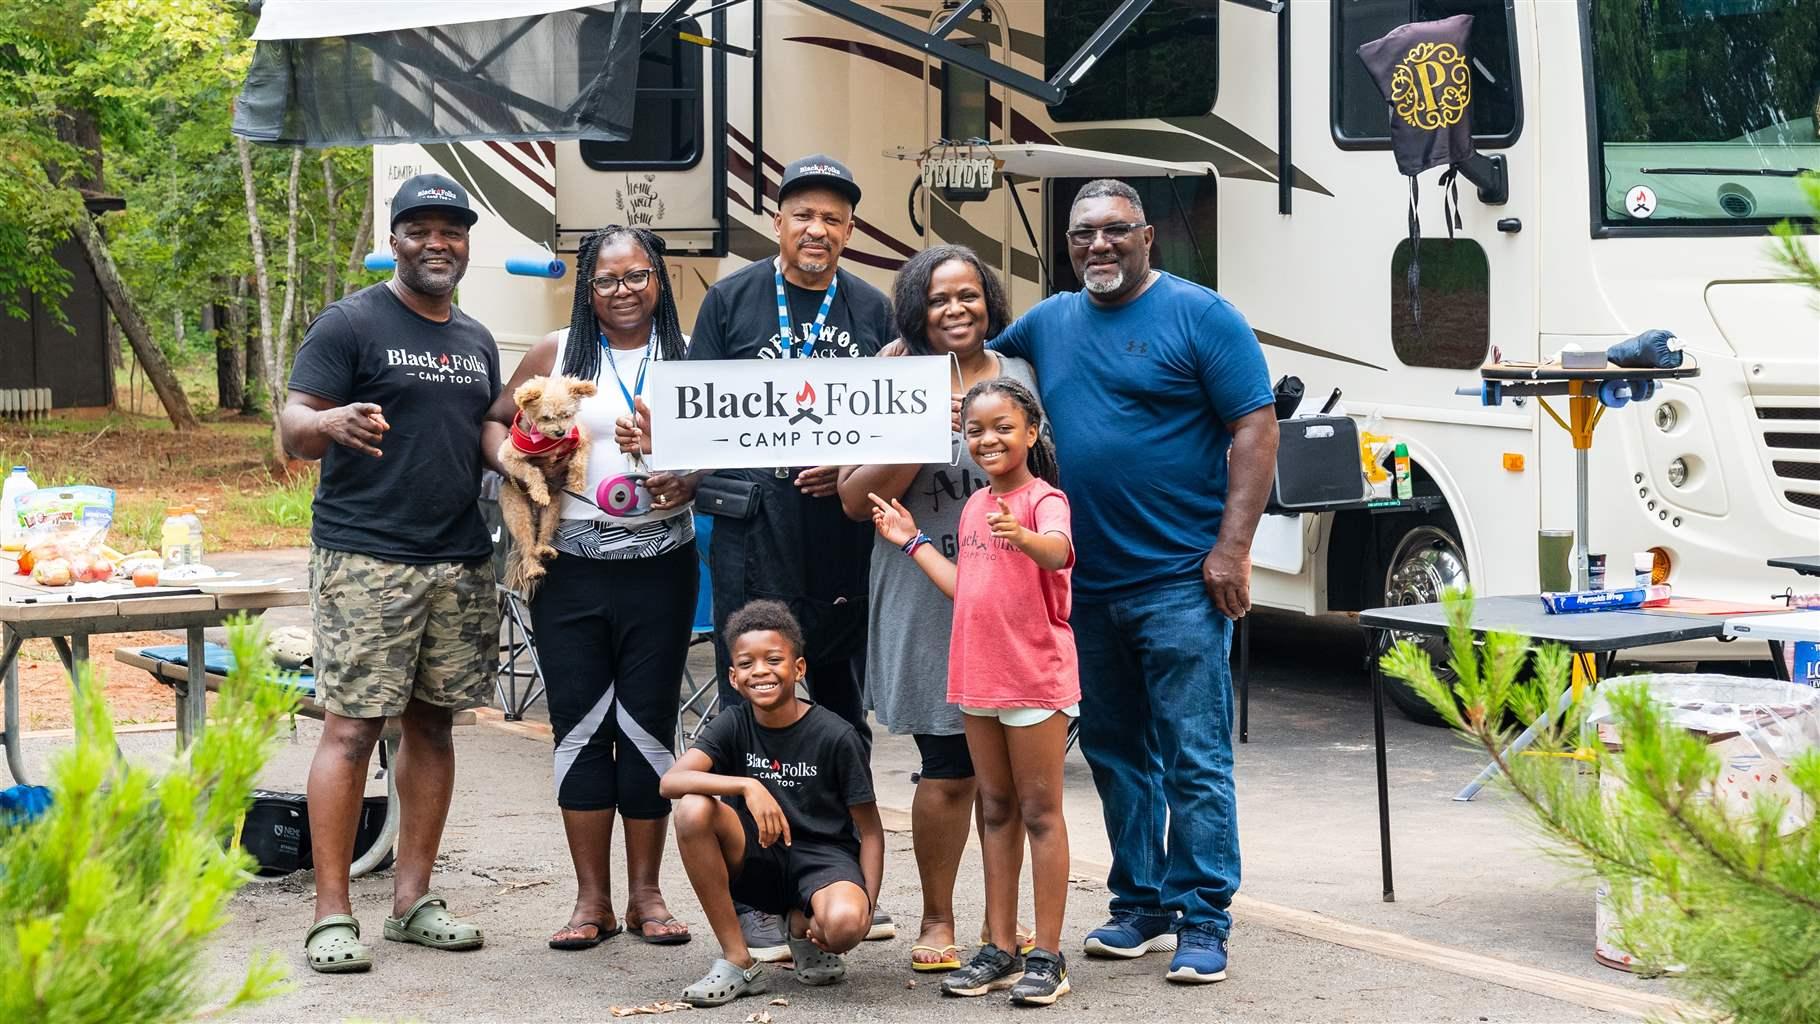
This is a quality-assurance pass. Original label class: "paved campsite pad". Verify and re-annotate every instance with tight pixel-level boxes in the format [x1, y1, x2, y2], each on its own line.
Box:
[158, 717, 1648, 1023]
[5, 594, 1689, 1022]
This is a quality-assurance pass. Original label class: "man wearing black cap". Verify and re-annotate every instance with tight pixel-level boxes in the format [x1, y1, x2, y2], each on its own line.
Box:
[281, 173, 502, 974]
[681, 154, 896, 957]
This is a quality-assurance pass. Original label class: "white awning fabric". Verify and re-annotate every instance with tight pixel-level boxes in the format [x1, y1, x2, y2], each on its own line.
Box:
[251, 0, 600, 41]
[887, 143, 1215, 179]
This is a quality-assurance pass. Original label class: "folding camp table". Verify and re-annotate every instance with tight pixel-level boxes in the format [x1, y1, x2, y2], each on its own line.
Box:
[1356, 595, 1724, 902]
[0, 575, 306, 784]
[1723, 610, 1820, 684]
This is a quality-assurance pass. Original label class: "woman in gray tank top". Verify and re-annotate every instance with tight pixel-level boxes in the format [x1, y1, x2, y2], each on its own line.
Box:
[838, 245, 1039, 970]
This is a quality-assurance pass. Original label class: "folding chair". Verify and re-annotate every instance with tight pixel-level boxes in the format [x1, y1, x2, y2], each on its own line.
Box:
[675, 513, 719, 753]
[479, 473, 546, 721]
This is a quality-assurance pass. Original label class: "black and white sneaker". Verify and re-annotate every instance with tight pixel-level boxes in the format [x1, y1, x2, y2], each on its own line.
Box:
[865, 907, 896, 941]
[941, 943, 1023, 997]
[1009, 948, 1071, 1006]
[738, 907, 789, 963]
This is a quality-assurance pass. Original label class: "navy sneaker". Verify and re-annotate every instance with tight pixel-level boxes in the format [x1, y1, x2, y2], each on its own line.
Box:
[1082, 910, 1178, 959]
[1166, 926, 1228, 984]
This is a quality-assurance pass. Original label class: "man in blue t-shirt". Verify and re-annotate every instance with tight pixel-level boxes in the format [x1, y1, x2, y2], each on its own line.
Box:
[991, 179, 1278, 987]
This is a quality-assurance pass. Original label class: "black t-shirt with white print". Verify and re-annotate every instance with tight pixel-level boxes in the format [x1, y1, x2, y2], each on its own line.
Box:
[288, 283, 501, 564]
[687, 257, 893, 362]
[691, 700, 876, 855]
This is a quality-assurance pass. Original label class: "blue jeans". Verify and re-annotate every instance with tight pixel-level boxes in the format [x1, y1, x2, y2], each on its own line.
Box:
[1074, 577, 1238, 937]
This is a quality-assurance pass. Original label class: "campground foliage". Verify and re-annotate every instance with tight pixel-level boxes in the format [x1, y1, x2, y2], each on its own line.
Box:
[1380, 591, 1820, 1024]
[0, 1, 377, 428]
[0, 616, 298, 1022]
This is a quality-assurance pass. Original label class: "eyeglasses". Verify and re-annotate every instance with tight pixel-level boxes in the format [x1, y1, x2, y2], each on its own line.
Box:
[1065, 222, 1147, 248]
[590, 269, 655, 295]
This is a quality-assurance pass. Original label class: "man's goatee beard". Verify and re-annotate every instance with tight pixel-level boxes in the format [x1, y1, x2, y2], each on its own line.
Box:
[400, 264, 461, 297]
[795, 255, 831, 276]
[1083, 269, 1125, 295]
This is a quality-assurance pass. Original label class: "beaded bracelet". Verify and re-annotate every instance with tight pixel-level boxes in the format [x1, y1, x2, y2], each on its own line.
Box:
[902, 531, 931, 557]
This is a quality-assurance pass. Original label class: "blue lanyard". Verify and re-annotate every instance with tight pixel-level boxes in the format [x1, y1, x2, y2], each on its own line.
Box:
[599, 329, 653, 413]
[774, 263, 838, 359]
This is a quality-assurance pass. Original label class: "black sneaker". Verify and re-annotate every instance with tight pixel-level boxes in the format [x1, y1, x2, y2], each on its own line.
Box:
[1009, 948, 1070, 1006]
[941, 943, 1023, 997]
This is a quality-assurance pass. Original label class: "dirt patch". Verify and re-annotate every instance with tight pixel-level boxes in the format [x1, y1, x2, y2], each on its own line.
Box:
[14, 632, 187, 732]
[0, 414, 313, 554]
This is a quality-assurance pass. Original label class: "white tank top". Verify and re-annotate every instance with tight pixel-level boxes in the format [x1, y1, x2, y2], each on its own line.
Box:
[548, 327, 693, 559]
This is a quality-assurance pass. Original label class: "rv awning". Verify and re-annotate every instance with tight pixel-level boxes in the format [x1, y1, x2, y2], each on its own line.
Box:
[233, 1, 638, 147]
[886, 144, 1215, 180]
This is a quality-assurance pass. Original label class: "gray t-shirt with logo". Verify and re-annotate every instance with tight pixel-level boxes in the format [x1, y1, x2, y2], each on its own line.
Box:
[864, 354, 1037, 736]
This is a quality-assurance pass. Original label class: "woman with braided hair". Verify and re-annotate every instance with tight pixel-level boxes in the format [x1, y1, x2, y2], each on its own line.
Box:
[481, 225, 697, 948]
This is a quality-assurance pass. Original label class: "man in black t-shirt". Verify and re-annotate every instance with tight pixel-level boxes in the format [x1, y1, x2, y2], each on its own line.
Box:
[281, 173, 501, 975]
[662, 601, 883, 1008]
[687, 156, 894, 751]
[676, 154, 896, 953]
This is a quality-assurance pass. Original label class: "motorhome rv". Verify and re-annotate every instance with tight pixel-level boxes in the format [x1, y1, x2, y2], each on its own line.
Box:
[374, 0, 1820, 717]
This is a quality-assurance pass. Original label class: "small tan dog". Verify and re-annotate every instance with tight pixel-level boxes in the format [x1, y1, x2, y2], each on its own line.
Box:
[497, 375, 596, 591]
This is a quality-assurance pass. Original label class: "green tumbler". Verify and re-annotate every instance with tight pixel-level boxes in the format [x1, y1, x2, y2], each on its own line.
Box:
[1538, 529, 1574, 592]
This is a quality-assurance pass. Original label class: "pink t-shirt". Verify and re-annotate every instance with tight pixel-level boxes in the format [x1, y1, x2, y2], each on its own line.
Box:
[946, 478, 1081, 710]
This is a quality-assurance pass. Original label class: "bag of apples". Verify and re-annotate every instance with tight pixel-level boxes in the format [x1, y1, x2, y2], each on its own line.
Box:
[16, 487, 117, 587]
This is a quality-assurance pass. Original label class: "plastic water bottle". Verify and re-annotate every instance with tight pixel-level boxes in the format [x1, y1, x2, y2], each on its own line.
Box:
[1, 467, 36, 548]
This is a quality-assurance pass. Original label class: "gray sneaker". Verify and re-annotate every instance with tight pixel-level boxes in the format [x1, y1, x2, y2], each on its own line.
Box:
[738, 908, 790, 963]
[865, 907, 896, 941]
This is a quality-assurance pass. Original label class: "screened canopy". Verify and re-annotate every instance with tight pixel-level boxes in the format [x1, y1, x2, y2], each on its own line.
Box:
[233, 1, 639, 147]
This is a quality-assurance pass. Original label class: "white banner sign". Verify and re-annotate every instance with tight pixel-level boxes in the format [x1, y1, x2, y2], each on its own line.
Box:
[646, 356, 952, 470]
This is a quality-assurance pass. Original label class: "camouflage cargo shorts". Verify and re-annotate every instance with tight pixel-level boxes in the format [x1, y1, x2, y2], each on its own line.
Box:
[310, 547, 499, 719]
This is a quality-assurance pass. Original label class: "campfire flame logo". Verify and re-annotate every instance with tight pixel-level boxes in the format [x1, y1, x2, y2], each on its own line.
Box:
[789, 380, 823, 425]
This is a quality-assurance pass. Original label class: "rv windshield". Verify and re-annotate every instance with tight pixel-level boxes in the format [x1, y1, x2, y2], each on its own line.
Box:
[1589, 0, 1818, 228]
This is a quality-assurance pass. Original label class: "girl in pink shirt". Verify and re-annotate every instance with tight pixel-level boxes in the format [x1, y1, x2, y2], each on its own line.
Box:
[868, 377, 1078, 1005]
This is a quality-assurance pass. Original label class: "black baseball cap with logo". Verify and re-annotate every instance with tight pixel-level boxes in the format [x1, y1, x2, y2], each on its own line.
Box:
[389, 173, 479, 229]
[778, 154, 861, 208]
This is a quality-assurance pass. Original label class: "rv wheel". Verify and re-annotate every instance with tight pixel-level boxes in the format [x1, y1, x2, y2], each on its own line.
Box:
[1376, 519, 1470, 725]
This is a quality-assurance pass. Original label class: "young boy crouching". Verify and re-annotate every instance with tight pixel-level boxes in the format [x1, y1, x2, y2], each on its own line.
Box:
[661, 600, 883, 1007]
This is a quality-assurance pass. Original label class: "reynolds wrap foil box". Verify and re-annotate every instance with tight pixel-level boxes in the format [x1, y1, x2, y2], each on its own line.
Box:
[1540, 587, 1647, 614]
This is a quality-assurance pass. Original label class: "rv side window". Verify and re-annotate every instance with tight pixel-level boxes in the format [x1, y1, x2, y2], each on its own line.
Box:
[579, 15, 704, 170]
[1389, 238, 1489, 370]
[1044, 177, 1217, 295]
[1045, 1, 1218, 123]
[1332, 0, 1522, 148]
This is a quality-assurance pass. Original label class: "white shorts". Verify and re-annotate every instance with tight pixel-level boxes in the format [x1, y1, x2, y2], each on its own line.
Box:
[960, 704, 1081, 728]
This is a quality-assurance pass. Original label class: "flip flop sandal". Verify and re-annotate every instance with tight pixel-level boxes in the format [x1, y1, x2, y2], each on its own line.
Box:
[383, 893, 484, 951]
[681, 958, 767, 1007]
[786, 934, 847, 986]
[305, 914, 372, 974]
[979, 924, 1037, 956]
[628, 915, 692, 946]
[910, 943, 963, 972]
[549, 919, 622, 950]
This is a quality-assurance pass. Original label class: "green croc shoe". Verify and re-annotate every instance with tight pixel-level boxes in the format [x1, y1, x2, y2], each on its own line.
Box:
[383, 893, 484, 951]
[305, 915, 372, 974]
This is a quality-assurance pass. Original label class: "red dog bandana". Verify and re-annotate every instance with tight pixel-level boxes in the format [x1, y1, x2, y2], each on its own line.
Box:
[510, 412, 580, 457]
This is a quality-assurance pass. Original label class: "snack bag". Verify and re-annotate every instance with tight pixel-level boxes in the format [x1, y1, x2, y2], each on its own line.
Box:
[18, 487, 116, 583]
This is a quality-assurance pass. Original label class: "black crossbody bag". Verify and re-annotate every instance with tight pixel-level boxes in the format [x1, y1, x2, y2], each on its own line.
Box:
[695, 472, 763, 519]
